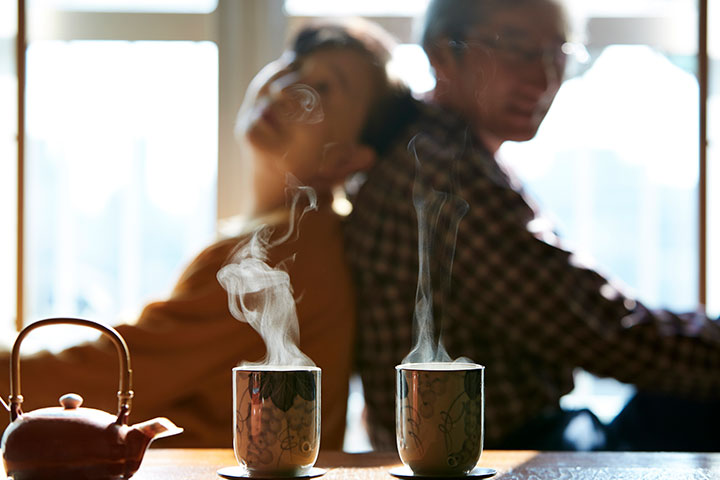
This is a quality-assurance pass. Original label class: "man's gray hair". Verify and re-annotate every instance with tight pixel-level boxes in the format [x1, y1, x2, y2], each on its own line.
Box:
[420, 0, 572, 54]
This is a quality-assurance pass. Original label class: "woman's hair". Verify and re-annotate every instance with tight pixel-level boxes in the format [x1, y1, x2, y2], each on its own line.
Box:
[291, 17, 395, 70]
[289, 19, 419, 156]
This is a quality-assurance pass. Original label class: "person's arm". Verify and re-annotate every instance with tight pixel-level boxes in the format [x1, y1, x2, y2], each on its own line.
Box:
[441, 131, 720, 396]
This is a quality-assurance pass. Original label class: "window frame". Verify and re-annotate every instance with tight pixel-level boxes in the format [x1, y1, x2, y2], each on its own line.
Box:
[12, 0, 288, 329]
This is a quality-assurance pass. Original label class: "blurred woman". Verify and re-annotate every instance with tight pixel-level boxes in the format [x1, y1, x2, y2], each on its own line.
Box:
[0, 18, 412, 449]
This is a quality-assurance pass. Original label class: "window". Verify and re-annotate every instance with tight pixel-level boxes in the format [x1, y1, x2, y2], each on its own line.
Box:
[5, 1, 223, 351]
[709, 0, 719, 317]
[24, 40, 218, 342]
[0, 0, 17, 343]
[500, 7, 700, 312]
[498, 0, 717, 316]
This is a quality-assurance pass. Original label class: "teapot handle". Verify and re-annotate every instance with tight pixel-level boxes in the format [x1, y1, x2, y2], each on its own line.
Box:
[8, 317, 134, 425]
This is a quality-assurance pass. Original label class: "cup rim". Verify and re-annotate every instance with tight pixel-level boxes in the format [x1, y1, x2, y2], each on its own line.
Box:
[233, 365, 321, 373]
[395, 362, 484, 371]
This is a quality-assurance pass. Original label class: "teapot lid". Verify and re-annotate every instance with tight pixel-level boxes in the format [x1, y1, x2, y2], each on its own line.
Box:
[21, 394, 118, 423]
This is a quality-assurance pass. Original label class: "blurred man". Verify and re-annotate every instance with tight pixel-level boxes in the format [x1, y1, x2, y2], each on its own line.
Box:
[345, 0, 720, 451]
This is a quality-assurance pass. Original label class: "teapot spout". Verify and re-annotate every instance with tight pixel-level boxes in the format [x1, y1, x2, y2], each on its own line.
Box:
[122, 418, 183, 477]
[125, 418, 183, 459]
[132, 417, 184, 442]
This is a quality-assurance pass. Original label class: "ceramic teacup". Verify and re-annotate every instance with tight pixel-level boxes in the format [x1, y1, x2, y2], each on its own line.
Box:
[396, 362, 484, 476]
[233, 366, 321, 477]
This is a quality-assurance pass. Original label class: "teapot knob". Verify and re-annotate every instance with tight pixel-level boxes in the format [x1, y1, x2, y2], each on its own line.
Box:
[59, 393, 83, 409]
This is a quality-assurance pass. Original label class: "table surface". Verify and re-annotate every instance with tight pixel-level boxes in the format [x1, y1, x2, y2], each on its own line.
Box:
[132, 448, 720, 480]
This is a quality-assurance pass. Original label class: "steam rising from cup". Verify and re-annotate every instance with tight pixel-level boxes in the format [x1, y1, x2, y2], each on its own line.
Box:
[217, 177, 318, 367]
[403, 135, 469, 365]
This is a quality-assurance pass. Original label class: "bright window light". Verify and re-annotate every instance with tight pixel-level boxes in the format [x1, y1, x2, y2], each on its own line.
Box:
[0, 0, 16, 338]
[24, 40, 218, 349]
[501, 45, 698, 312]
[389, 44, 435, 95]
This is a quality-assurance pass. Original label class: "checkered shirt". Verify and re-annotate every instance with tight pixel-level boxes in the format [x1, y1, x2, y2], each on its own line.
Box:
[344, 101, 720, 450]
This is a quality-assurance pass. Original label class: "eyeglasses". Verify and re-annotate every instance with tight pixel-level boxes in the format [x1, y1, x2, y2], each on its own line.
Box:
[449, 33, 584, 70]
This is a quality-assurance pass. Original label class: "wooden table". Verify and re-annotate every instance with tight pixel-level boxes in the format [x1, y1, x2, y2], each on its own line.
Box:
[132, 448, 720, 479]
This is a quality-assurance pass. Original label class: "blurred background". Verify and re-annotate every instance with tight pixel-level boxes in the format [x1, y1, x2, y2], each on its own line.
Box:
[1, 0, 718, 451]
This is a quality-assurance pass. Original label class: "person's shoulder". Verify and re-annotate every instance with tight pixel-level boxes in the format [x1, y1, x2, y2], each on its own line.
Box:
[172, 237, 241, 288]
[398, 103, 489, 169]
[197, 236, 242, 265]
[355, 101, 495, 197]
[388, 102, 477, 155]
[414, 101, 466, 130]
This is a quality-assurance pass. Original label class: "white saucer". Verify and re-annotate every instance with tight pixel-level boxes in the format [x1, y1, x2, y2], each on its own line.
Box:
[389, 466, 497, 479]
[217, 466, 326, 479]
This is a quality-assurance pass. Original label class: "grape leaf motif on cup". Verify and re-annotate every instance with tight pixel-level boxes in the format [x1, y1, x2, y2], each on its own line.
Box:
[256, 371, 317, 411]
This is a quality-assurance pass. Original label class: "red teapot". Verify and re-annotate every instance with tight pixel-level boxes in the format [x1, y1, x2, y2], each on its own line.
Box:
[1, 318, 183, 480]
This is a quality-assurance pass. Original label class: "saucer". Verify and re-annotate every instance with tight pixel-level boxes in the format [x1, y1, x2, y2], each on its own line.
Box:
[388, 466, 497, 479]
[217, 466, 326, 479]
